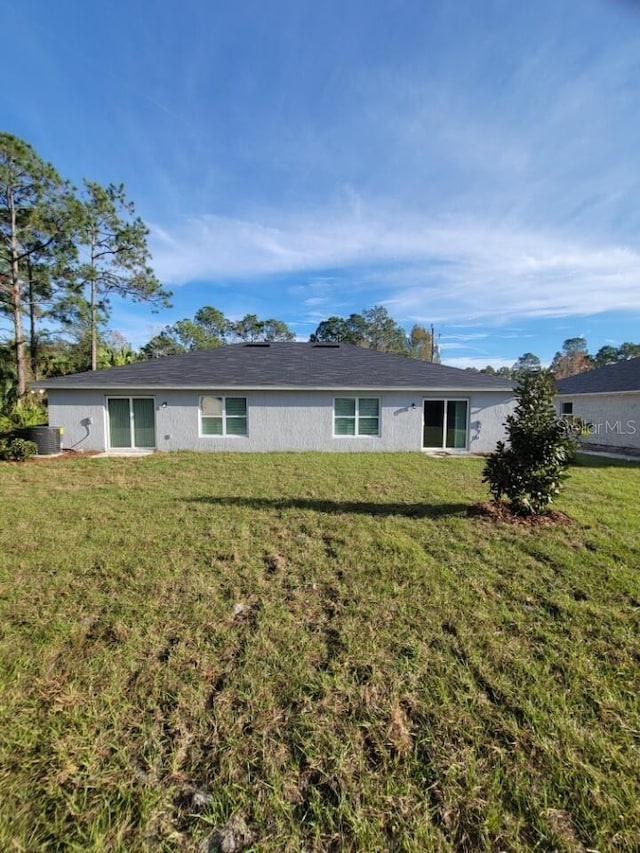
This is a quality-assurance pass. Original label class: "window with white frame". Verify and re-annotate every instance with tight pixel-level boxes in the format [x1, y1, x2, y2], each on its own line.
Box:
[561, 402, 573, 416]
[334, 397, 380, 437]
[200, 396, 247, 436]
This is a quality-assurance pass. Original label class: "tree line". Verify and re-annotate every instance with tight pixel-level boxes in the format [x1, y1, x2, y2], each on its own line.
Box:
[469, 337, 640, 381]
[140, 303, 440, 362]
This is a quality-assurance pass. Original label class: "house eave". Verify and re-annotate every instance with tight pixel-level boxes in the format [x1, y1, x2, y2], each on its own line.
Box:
[556, 389, 640, 398]
[38, 383, 513, 393]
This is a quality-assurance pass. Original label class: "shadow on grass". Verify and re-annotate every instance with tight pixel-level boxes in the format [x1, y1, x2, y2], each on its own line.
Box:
[185, 496, 469, 519]
[573, 453, 640, 469]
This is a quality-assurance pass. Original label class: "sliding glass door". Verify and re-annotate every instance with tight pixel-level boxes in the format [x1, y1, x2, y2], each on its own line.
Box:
[108, 398, 155, 449]
[423, 399, 468, 449]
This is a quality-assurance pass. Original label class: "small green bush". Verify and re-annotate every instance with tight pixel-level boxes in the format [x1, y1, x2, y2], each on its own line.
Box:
[483, 370, 577, 516]
[0, 437, 38, 462]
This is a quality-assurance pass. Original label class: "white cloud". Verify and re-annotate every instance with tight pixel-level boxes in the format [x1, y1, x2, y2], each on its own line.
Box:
[441, 356, 516, 371]
[440, 333, 489, 342]
[149, 207, 640, 325]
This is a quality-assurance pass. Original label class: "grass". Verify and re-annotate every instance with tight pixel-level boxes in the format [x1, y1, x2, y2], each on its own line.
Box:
[0, 451, 638, 852]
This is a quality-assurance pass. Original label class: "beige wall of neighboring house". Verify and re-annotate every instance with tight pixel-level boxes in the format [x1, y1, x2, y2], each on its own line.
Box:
[557, 392, 640, 453]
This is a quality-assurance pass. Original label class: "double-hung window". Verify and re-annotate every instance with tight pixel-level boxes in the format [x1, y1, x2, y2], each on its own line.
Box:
[334, 397, 380, 437]
[200, 396, 247, 436]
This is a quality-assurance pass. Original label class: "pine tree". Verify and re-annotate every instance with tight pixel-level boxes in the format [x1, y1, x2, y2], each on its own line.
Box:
[0, 134, 76, 396]
[72, 181, 171, 370]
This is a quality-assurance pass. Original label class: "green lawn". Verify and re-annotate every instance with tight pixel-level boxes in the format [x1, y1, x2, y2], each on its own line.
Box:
[0, 452, 638, 852]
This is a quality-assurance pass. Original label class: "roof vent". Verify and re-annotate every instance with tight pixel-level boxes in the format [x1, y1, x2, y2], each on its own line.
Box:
[312, 342, 340, 348]
[243, 342, 271, 347]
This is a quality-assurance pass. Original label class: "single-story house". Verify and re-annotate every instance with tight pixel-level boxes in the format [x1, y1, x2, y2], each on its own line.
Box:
[34, 342, 514, 454]
[556, 357, 640, 454]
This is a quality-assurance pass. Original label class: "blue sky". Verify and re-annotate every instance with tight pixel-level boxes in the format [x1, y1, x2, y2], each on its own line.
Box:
[3, 0, 640, 368]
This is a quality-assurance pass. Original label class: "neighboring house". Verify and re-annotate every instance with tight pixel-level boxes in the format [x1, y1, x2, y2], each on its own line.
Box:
[34, 342, 514, 454]
[556, 357, 640, 454]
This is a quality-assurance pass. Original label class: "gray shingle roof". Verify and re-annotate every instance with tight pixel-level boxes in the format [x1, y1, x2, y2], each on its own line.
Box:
[35, 343, 514, 391]
[556, 358, 640, 395]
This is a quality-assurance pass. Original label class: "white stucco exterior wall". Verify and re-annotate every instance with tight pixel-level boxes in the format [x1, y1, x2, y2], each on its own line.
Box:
[557, 393, 640, 452]
[47, 388, 514, 453]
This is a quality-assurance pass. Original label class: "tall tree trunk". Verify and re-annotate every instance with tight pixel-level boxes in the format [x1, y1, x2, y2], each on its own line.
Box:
[90, 276, 97, 371]
[27, 258, 39, 380]
[10, 264, 26, 398]
[90, 235, 97, 371]
[8, 189, 27, 398]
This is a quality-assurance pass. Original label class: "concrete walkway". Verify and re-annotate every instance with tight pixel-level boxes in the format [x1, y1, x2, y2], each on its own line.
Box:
[92, 450, 156, 458]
